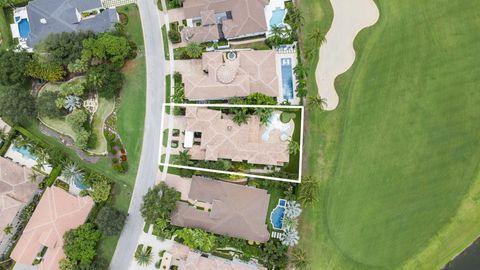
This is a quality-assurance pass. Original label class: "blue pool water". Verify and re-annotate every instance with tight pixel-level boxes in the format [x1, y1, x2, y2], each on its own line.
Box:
[270, 8, 286, 27]
[74, 178, 89, 190]
[270, 199, 287, 230]
[14, 16, 20, 22]
[12, 146, 37, 160]
[281, 58, 294, 100]
[17, 18, 30, 39]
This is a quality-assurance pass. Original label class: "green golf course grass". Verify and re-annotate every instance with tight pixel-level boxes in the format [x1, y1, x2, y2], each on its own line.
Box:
[300, 0, 480, 269]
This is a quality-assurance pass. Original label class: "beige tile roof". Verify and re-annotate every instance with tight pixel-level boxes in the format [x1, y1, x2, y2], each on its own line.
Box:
[0, 157, 40, 242]
[182, 0, 268, 41]
[184, 107, 289, 166]
[10, 187, 94, 270]
[181, 250, 267, 270]
[181, 24, 220, 43]
[184, 50, 279, 100]
[170, 176, 270, 242]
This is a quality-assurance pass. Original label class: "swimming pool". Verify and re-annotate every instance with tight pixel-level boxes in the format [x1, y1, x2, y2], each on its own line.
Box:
[281, 58, 294, 100]
[270, 8, 286, 27]
[74, 178, 89, 190]
[17, 18, 30, 39]
[12, 146, 37, 161]
[270, 199, 287, 230]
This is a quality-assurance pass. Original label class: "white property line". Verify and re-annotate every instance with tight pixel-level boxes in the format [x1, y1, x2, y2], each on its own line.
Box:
[159, 103, 305, 183]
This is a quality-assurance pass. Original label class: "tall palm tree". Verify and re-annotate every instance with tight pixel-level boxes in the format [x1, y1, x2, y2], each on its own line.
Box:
[134, 245, 152, 266]
[281, 215, 298, 230]
[254, 108, 272, 125]
[232, 109, 250, 126]
[298, 176, 319, 207]
[308, 95, 327, 110]
[13, 136, 32, 149]
[171, 84, 185, 103]
[293, 63, 307, 78]
[291, 248, 309, 270]
[28, 172, 38, 183]
[186, 42, 203, 59]
[285, 200, 302, 219]
[309, 28, 326, 45]
[288, 139, 300, 155]
[61, 163, 84, 185]
[288, 6, 304, 31]
[280, 228, 299, 246]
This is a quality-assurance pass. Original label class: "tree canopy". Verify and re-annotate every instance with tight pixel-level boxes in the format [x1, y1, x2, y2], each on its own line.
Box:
[37, 91, 63, 118]
[0, 85, 36, 123]
[140, 182, 180, 224]
[90, 179, 111, 203]
[0, 50, 31, 86]
[37, 32, 96, 66]
[63, 223, 101, 266]
[94, 205, 126, 236]
[176, 228, 216, 252]
[82, 33, 131, 65]
[86, 64, 124, 99]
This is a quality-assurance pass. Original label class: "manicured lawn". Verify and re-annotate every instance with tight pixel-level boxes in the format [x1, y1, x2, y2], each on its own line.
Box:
[0, 8, 12, 49]
[300, 0, 480, 270]
[161, 25, 170, 60]
[90, 97, 114, 155]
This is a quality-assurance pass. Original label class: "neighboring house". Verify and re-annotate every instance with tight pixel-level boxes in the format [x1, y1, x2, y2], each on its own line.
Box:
[183, 50, 279, 101]
[0, 157, 40, 246]
[11, 0, 118, 50]
[10, 186, 94, 270]
[0, 118, 11, 134]
[181, 107, 290, 166]
[170, 176, 271, 243]
[167, 242, 267, 270]
[181, 0, 268, 43]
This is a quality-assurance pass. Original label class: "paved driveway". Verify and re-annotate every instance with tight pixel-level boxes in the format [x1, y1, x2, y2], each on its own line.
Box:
[109, 0, 166, 268]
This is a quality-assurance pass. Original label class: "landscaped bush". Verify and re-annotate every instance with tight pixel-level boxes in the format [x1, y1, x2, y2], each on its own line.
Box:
[168, 30, 181, 43]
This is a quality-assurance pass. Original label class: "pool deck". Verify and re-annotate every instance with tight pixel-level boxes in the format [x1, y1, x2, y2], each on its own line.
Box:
[264, 0, 287, 32]
[4, 146, 53, 174]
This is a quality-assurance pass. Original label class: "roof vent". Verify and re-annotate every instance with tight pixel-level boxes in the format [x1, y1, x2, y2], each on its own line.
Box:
[40, 18, 47, 24]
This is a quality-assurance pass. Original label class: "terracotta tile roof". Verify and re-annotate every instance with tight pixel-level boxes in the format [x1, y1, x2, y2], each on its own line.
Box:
[184, 108, 289, 166]
[184, 51, 279, 100]
[10, 187, 94, 270]
[170, 176, 270, 242]
[0, 157, 40, 242]
[182, 0, 268, 41]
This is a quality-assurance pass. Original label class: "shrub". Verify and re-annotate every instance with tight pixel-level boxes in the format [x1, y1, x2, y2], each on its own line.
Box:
[168, 30, 181, 43]
[121, 161, 129, 172]
[112, 158, 119, 164]
[121, 155, 127, 161]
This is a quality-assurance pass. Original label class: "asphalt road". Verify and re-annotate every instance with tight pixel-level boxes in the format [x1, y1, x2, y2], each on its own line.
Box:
[109, 0, 165, 268]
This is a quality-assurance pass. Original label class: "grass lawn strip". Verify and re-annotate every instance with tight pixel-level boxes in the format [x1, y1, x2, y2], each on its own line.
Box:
[0, 8, 12, 49]
[299, 0, 480, 269]
[89, 97, 114, 155]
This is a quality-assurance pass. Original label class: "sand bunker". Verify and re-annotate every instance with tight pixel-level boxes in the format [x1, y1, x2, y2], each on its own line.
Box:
[315, 0, 379, 111]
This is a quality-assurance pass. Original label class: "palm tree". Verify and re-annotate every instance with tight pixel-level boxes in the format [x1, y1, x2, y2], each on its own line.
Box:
[61, 163, 84, 185]
[288, 6, 304, 31]
[3, 224, 13, 235]
[87, 72, 105, 89]
[291, 248, 309, 270]
[254, 108, 272, 125]
[288, 139, 300, 155]
[185, 42, 203, 58]
[232, 109, 250, 126]
[293, 63, 307, 78]
[280, 228, 299, 246]
[177, 150, 191, 166]
[269, 25, 285, 46]
[64, 95, 82, 112]
[309, 28, 326, 45]
[285, 200, 302, 219]
[28, 172, 38, 183]
[308, 95, 327, 110]
[134, 245, 152, 266]
[13, 136, 32, 149]
[171, 84, 185, 103]
[298, 176, 320, 207]
[281, 215, 298, 230]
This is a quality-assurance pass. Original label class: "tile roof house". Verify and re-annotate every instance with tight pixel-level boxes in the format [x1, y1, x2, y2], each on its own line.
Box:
[170, 176, 271, 242]
[0, 157, 40, 243]
[10, 187, 94, 270]
[181, 0, 268, 43]
[183, 107, 290, 166]
[183, 50, 279, 100]
[23, 0, 118, 48]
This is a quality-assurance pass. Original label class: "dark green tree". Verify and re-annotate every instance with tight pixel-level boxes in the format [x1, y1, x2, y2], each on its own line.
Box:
[86, 64, 124, 99]
[0, 85, 36, 123]
[185, 42, 203, 58]
[140, 182, 180, 224]
[63, 223, 101, 266]
[94, 206, 126, 236]
[260, 239, 288, 269]
[0, 50, 31, 86]
[37, 31, 95, 66]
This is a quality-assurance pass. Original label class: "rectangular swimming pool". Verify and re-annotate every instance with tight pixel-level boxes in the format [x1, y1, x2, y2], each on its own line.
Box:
[281, 58, 294, 100]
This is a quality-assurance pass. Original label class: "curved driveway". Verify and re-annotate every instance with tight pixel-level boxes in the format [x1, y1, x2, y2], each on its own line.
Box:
[109, 0, 166, 268]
